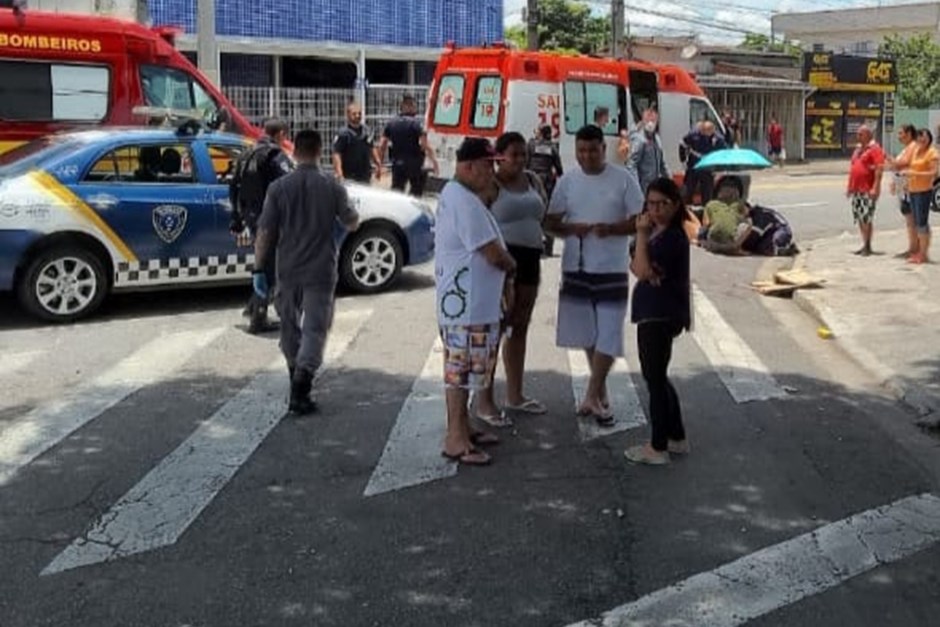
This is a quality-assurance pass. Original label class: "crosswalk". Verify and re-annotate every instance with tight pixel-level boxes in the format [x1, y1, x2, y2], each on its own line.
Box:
[1, 282, 794, 577]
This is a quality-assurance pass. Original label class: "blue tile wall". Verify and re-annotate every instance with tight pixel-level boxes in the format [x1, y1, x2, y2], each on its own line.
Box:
[148, 0, 503, 48]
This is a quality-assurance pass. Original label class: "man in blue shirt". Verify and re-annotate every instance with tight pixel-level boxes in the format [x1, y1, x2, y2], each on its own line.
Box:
[680, 120, 726, 205]
[378, 95, 439, 197]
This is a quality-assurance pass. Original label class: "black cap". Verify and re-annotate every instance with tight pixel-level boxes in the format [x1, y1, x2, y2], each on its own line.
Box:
[456, 137, 503, 162]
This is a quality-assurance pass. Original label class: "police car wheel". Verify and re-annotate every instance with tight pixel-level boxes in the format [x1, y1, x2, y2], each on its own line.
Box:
[19, 247, 108, 323]
[340, 227, 403, 294]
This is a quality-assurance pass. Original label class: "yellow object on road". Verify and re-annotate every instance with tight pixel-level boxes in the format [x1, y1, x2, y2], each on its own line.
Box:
[817, 326, 834, 339]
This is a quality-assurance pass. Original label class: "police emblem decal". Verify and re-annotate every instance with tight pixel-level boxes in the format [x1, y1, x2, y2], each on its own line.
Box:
[152, 205, 188, 243]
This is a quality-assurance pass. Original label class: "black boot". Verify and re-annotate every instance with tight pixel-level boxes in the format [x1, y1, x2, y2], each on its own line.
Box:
[288, 368, 318, 415]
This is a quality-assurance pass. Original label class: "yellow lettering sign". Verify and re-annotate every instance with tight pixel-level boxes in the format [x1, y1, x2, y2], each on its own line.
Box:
[813, 53, 830, 66]
[0, 32, 103, 53]
[867, 61, 892, 83]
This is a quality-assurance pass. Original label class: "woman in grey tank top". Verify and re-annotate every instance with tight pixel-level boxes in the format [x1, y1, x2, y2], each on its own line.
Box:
[475, 132, 549, 427]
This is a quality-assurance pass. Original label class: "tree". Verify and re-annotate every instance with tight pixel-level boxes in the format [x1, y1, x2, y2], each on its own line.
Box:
[739, 32, 802, 58]
[504, 0, 610, 54]
[880, 33, 940, 108]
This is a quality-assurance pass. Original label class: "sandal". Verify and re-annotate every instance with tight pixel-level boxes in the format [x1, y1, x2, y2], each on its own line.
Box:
[476, 411, 514, 428]
[441, 447, 491, 466]
[470, 431, 500, 447]
[505, 398, 547, 415]
[578, 404, 614, 427]
[624, 444, 670, 466]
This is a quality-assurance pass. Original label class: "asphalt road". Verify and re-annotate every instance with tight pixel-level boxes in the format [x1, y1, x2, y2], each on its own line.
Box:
[1, 172, 939, 627]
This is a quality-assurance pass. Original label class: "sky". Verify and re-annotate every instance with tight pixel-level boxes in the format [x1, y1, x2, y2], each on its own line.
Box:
[503, 0, 923, 44]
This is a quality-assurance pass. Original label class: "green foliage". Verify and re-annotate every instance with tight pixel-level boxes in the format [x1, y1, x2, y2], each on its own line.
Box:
[738, 32, 802, 58]
[880, 33, 940, 108]
[505, 0, 611, 54]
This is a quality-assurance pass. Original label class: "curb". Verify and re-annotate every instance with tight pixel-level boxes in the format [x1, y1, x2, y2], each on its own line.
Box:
[791, 286, 939, 426]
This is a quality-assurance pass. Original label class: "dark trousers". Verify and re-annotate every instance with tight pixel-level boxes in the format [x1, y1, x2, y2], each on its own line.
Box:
[277, 283, 335, 376]
[391, 161, 426, 197]
[684, 169, 714, 205]
[637, 320, 685, 452]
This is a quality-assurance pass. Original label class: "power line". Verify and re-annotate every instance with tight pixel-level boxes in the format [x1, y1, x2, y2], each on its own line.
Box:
[586, 0, 761, 35]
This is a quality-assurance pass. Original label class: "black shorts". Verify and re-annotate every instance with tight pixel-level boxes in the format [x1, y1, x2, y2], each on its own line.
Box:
[507, 244, 542, 287]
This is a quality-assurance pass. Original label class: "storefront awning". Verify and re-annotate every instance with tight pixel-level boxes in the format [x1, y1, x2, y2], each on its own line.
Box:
[697, 74, 815, 94]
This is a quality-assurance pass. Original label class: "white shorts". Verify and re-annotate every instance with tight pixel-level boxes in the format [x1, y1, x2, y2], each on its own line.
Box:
[556, 272, 629, 358]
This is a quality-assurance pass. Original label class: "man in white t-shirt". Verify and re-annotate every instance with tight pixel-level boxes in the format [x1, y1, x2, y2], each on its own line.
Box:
[435, 137, 518, 466]
[544, 124, 645, 426]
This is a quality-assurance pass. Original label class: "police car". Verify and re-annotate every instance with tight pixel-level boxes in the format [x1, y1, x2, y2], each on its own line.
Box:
[0, 121, 435, 323]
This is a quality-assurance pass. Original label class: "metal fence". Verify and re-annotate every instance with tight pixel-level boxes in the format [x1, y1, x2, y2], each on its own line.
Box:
[222, 84, 429, 166]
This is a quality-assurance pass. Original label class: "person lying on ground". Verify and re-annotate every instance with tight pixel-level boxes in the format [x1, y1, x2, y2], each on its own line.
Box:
[699, 175, 749, 255]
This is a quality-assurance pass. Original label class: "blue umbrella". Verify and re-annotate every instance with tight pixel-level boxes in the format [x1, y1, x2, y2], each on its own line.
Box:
[694, 148, 773, 171]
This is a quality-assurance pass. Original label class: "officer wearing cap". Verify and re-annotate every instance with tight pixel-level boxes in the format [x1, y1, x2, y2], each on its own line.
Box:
[435, 137, 517, 467]
[378, 95, 439, 196]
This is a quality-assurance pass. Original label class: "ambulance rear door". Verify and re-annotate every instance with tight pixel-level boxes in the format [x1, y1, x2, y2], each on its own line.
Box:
[558, 69, 627, 170]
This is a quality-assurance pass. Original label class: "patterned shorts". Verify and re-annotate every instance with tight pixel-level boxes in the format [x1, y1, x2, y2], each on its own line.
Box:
[851, 193, 877, 225]
[440, 323, 501, 390]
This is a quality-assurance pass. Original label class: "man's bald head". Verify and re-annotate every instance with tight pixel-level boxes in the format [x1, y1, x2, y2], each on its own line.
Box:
[702, 120, 716, 136]
[857, 125, 873, 143]
[346, 102, 363, 126]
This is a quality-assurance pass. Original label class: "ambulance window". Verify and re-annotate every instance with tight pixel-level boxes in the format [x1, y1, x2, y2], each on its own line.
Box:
[432, 75, 465, 127]
[690, 98, 719, 131]
[563, 81, 621, 136]
[0, 61, 109, 122]
[471, 76, 502, 130]
[140, 65, 219, 118]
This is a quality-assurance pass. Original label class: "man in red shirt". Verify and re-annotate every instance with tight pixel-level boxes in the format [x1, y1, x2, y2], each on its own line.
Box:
[767, 115, 784, 167]
[846, 125, 886, 256]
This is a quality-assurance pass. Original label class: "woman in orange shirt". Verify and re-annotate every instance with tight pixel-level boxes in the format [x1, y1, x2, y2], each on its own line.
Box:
[885, 124, 919, 258]
[904, 128, 939, 264]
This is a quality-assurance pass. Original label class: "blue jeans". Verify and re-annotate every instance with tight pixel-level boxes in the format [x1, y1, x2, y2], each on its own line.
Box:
[910, 191, 932, 233]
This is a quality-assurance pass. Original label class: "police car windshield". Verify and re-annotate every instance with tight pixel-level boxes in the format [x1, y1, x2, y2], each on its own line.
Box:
[0, 137, 80, 179]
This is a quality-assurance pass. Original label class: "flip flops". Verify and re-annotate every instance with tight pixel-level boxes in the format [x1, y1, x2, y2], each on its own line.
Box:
[476, 411, 514, 428]
[578, 404, 615, 427]
[470, 431, 500, 446]
[505, 398, 547, 415]
[624, 444, 670, 466]
[441, 447, 491, 466]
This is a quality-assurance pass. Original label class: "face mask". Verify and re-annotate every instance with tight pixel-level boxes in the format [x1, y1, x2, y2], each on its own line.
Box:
[644, 121, 657, 134]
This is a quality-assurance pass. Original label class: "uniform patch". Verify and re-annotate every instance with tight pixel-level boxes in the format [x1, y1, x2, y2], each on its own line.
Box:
[152, 205, 188, 243]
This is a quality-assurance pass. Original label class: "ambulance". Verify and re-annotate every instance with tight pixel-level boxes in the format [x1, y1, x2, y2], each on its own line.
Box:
[0, 6, 262, 155]
[425, 44, 726, 187]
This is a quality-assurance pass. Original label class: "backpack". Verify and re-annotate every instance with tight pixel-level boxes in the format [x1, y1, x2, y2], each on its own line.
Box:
[229, 142, 281, 227]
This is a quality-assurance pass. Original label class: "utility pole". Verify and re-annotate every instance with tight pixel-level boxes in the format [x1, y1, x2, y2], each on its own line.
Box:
[526, 0, 539, 51]
[611, 0, 625, 58]
[196, 0, 220, 88]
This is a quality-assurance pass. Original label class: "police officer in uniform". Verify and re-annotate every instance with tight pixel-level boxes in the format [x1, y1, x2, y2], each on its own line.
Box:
[378, 95, 439, 197]
[526, 124, 563, 256]
[332, 101, 382, 184]
[229, 118, 293, 334]
[252, 130, 361, 415]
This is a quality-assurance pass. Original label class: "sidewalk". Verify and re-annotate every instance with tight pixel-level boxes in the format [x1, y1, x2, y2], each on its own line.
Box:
[791, 229, 940, 429]
[765, 159, 847, 177]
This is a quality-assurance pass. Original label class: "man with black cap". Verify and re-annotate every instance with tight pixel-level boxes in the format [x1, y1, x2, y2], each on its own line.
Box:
[436, 137, 517, 466]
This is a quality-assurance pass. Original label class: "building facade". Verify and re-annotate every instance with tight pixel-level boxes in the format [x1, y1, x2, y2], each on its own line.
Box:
[772, 2, 940, 56]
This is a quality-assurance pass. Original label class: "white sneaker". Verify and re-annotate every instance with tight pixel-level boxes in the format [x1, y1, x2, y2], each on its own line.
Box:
[624, 445, 670, 466]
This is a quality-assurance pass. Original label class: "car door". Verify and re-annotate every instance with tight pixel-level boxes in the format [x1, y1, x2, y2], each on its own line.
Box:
[75, 140, 217, 271]
[196, 140, 250, 259]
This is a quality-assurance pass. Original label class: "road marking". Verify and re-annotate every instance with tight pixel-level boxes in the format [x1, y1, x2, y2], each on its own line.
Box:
[690, 286, 787, 403]
[363, 338, 457, 497]
[41, 309, 371, 575]
[0, 350, 43, 377]
[0, 328, 226, 487]
[773, 201, 828, 209]
[565, 492, 940, 627]
[568, 350, 646, 441]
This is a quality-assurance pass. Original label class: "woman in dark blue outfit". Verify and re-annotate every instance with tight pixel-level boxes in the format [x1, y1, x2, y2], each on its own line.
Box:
[625, 177, 692, 466]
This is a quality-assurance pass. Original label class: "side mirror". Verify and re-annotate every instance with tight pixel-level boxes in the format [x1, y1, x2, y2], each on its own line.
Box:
[207, 107, 231, 131]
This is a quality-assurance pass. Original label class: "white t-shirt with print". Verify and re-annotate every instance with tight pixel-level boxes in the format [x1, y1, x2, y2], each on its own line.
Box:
[435, 180, 507, 326]
[547, 163, 645, 274]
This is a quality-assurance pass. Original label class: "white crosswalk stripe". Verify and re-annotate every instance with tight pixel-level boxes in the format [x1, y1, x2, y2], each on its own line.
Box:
[0, 327, 226, 487]
[41, 309, 371, 575]
[0, 349, 44, 377]
[1, 280, 802, 576]
[363, 338, 457, 498]
[690, 285, 788, 403]
[567, 350, 647, 441]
